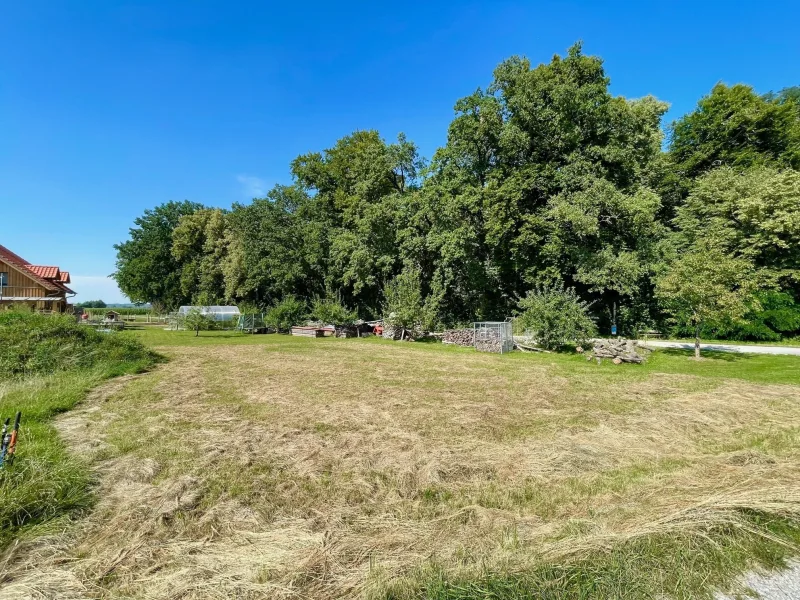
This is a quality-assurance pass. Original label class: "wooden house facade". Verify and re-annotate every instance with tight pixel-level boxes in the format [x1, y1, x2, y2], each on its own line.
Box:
[0, 244, 75, 313]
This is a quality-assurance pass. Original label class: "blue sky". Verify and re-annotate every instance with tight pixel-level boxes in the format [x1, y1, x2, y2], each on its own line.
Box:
[2, 1, 799, 303]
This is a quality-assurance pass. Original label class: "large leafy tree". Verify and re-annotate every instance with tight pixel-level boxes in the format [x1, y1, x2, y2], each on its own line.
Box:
[664, 83, 800, 209]
[171, 208, 229, 305]
[223, 185, 327, 308]
[291, 130, 424, 316]
[656, 243, 760, 358]
[114, 201, 205, 308]
[417, 43, 668, 326]
[674, 167, 800, 283]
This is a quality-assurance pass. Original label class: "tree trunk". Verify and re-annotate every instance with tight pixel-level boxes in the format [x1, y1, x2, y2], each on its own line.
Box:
[695, 324, 701, 360]
[195, 326, 200, 337]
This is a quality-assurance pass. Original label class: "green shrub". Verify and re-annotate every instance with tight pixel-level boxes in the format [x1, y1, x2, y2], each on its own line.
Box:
[515, 284, 597, 350]
[264, 296, 307, 332]
[383, 268, 436, 335]
[310, 296, 358, 326]
[83, 307, 151, 316]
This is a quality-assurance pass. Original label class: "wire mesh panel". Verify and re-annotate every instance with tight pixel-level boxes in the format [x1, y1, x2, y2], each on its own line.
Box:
[237, 313, 266, 332]
[473, 321, 514, 354]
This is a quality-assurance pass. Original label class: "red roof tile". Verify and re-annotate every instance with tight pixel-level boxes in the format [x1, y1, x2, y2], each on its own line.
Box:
[58, 271, 71, 283]
[0, 244, 66, 293]
[28, 265, 61, 279]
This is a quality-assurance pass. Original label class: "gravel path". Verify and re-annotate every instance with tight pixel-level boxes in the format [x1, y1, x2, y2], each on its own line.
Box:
[643, 340, 800, 356]
[716, 563, 800, 599]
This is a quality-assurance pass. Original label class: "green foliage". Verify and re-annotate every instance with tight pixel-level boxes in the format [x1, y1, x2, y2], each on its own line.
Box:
[114, 200, 205, 309]
[672, 291, 800, 342]
[180, 308, 215, 337]
[514, 285, 597, 350]
[414, 42, 668, 322]
[656, 244, 761, 355]
[223, 185, 327, 309]
[75, 299, 107, 308]
[0, 312, 159, 548]
[0, 312, 158, 378]
[310, 296, 358, 326]
[172, 208, 229, 305]
[382, 268, 435, 335]
[264, 296, 307, 332]
[83, 307, 151, 316]
[669, 83, 800, 181]
[112, 43, 800, 343]
[674, 166, 800, 281]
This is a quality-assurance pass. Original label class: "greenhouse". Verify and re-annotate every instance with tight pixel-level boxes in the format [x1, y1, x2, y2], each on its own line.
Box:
[177, 306, 241, 322]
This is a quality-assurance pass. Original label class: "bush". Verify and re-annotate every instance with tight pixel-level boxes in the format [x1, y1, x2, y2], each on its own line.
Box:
[515, 284, 597, 350]
[310, 296, 358, 326]
[383, 268, 435, 336]
[264, 296, 307, 332]
[0, 312, 158, 379]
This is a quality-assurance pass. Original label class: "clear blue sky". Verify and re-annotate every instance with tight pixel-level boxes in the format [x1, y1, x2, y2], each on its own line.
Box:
[2, 1, 798, 303]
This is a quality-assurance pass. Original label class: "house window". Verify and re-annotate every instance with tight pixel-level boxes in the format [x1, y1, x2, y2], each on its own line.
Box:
[0, 272, 7, 288]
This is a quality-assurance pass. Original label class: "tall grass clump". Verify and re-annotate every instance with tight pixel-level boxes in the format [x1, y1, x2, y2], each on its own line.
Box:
[0, 311, 160, 547]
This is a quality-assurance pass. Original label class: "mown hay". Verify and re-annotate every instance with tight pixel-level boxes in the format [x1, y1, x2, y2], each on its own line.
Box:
[2, 341, 800, 599]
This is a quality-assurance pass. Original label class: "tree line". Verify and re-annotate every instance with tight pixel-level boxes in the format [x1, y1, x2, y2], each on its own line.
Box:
[114, 44, 800, 341]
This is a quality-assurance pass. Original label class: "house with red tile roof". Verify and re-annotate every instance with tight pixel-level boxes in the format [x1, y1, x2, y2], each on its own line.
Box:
[0, 244, 76, 313]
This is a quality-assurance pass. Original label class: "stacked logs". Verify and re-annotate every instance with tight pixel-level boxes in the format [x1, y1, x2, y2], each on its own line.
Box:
[442, 329, 473, 347]
[588, 338, 650, 364]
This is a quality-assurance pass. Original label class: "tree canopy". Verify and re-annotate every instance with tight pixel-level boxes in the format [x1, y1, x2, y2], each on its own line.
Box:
[113, 43, 800, 342]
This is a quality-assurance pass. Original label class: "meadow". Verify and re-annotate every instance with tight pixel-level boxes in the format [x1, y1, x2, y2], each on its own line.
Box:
[1, 328, 799, 599]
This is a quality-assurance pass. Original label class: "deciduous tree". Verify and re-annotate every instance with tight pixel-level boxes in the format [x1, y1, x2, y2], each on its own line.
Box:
[114, 201, 204, 308]
[655, 244, 760, 358]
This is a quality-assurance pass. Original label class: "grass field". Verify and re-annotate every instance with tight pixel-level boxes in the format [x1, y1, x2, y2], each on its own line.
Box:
[2, 329, 800, 599]
[0, 314, 159, 553]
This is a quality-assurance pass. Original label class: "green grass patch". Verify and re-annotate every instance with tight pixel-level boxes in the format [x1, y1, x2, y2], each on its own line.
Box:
[376, 512, 800, 599]
[130, 327, 800, 386]
[0, 312, 160, 548]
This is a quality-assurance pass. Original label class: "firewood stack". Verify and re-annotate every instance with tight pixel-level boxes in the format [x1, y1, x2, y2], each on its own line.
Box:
[589, 338, 651, 364]
[442, 329, 473, 347]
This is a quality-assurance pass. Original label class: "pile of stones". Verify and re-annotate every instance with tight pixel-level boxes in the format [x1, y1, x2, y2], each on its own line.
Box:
[587, 338, 650, 364]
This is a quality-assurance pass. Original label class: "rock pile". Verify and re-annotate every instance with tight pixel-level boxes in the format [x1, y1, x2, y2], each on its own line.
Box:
[589, 338, 650, 364]
[442, 329, 473, 347]
[475, 338, 503, 353]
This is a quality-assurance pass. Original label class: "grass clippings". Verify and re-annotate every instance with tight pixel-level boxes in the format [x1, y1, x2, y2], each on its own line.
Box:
[1, 330, 799, 599]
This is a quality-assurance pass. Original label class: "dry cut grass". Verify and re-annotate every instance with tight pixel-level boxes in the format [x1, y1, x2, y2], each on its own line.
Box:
[1, 336, 799, 599]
